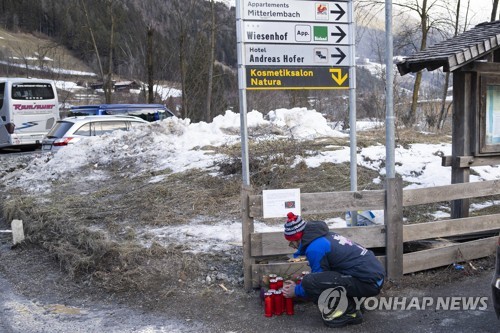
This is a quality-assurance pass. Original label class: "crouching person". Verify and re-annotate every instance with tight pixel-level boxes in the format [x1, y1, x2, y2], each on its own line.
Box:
[282, 212, 385, 328]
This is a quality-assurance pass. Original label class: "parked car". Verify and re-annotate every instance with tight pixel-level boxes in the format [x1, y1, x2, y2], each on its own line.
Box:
[493, 234, 500, 319]
[67, 104, 174, 122]
[41, 115, 147, 152]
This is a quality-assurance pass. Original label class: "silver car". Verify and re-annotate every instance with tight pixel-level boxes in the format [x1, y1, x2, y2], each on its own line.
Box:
[42, 115, 147, 152]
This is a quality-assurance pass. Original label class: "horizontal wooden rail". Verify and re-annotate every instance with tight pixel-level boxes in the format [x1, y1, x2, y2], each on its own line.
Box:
[249, 190, 385, 218]
[442, 155, 500, 168]
[403, 236, 497, 274]
[251, 256, 387, 288]
[403, 179, 500, 207]
[251, 236, 496, 287]
[403, 214, 500, 242]
[251, 225, 386, 257]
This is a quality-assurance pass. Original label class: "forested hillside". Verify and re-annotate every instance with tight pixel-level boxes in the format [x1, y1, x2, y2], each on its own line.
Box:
[0, 0, 474, 128]
[0, 0, 238, 121]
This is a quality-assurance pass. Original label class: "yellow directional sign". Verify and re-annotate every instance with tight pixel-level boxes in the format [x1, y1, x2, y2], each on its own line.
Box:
[329, 68, 348, 85]
[246, 66, 349, 90]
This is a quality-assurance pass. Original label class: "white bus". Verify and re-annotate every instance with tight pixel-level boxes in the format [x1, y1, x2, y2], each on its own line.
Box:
[0, 78, 59, 149]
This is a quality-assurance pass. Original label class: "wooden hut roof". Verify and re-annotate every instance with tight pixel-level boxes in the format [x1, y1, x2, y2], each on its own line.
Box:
[397, 20, 500, 75]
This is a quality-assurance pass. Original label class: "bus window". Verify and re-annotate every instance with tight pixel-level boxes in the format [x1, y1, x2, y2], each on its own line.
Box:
[0, 83, 4, 109]
[12, 83, 55, 100]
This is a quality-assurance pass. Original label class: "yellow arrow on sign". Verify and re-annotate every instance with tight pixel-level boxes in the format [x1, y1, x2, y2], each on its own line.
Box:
[329, 68, 348, 85]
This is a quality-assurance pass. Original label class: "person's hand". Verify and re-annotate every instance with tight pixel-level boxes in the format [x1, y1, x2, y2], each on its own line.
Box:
[282, 280, 296, 298]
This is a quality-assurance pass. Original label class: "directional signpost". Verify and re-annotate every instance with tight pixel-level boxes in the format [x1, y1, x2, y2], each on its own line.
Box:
[246, 66, 349, 90]
[242, 0, 349, 24]
[243, 21, 350, 45]
[237, 0, 354, 90]
[237, 1, 358, 289]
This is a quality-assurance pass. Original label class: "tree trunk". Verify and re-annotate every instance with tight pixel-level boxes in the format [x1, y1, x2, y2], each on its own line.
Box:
[179, 31, 188, 118]
[205, 0, 216, 122]
[80, 0, 105, 84]
[408, 0, 428, 125]
[147, 26, 154, 104]
[104, 1, 115, 104]
[438, 0, 463, 129]
[492, 0, 499, 21]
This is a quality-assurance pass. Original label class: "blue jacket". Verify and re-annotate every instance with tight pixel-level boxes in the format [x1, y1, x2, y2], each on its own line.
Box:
[294, 220, 385, 297]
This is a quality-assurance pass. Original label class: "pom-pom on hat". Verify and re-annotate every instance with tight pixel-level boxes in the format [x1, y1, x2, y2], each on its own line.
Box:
[284, 212, 306, 241]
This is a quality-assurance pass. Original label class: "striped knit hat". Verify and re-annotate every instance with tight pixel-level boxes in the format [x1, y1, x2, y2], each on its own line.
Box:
[284, 212, 306, 241]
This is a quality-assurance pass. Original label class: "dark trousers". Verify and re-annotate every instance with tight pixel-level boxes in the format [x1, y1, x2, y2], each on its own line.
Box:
[301, 271, 381, 304]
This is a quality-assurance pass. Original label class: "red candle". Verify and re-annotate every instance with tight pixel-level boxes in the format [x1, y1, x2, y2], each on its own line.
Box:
[264, 292, 273, 317]
[285, 297, 294, 315]
[269, 279, 278, 290]
[273, 290, 284, 315]
[276, 277, 284, 289]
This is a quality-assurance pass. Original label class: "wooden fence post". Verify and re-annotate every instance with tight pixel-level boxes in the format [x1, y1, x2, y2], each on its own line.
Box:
[241, 184, 255, 291]
[385, 177, 403, 281]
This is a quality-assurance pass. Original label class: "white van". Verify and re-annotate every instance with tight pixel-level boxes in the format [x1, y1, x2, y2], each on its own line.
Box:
[0, 78, 59, 149]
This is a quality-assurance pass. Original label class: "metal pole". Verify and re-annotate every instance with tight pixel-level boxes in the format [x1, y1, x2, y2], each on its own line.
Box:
[236, 0, 250, 186]
[385, 0, 395, 179]
[348, 1, 358, 225]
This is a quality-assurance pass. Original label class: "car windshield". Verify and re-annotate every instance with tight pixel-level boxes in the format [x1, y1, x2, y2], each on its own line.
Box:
[45, 121, 74, 138]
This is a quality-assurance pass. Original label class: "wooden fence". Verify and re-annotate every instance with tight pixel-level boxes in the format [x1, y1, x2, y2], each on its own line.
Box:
[241, 179, 500, 290]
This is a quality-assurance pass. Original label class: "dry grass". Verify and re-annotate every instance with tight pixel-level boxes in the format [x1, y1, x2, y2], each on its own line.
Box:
[0, 126, 485, 294]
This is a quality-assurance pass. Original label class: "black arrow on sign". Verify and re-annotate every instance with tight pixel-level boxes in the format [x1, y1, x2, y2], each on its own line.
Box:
[330, 26, 346, 43]
[330, 4, 346, 21]
[331, 47, 346, 64]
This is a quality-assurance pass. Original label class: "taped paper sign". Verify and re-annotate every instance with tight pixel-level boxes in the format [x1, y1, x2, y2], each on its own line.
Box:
[262, 188, 301, 218]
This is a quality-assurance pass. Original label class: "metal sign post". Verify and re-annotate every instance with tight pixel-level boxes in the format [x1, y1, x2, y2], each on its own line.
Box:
[236, 0, 250, 186]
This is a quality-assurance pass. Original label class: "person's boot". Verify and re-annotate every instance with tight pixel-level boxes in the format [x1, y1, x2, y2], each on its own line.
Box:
[322, 298, 363, 328]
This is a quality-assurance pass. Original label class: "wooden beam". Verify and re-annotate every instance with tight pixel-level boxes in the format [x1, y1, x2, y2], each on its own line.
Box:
[385, 177, 404, 281]
[468, 61, 500, 74]
[249, 190, 385, 218]
[251, 262, 310, 288]
[403, 236, 497, 274]
[251, 256, 387, 289]
[451, 70, 473, 219]
[442, 155, 500, 167]
[250, 225, 386, 257]
[403, 214, 500, 242]
[403, 179, 500, 207]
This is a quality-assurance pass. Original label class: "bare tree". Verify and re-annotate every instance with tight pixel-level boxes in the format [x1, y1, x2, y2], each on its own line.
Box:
[80, 0, 105, 88]
[437, 0, 472, 129]
[80, 0, 116, 103]
[147, 26, 154, 103]
[103, 0, 116, 103]
[359, 0, 456, 126]
[172, 0, 198, 119]
[492, 0, 499, 21]
[205, 0, 216, 122]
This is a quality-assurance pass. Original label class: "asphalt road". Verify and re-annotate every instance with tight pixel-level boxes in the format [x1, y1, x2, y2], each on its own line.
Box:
[0, 263, 498, 333]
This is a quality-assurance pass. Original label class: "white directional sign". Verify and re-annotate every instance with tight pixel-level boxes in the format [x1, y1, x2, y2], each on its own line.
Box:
[243, 0, 349, 23]
[243, 21, 351, 45]
[245, 44, 349, 67]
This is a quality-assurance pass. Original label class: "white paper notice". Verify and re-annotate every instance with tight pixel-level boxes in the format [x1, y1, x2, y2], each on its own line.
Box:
[262, 188, 301, 218]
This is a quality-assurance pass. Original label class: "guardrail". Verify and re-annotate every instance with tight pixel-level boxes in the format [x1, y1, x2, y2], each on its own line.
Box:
[241, 179, 500, 290]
